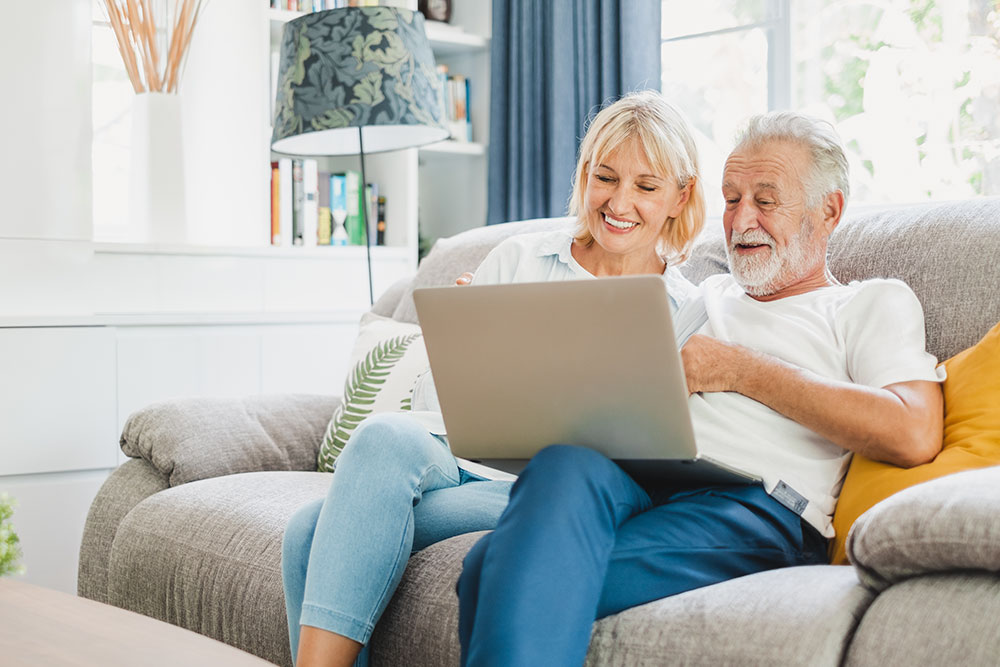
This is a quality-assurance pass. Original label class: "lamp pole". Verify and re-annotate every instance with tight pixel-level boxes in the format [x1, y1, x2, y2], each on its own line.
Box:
[357, 126, 374, 306]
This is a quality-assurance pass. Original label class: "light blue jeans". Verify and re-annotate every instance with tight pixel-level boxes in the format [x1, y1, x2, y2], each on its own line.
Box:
[281, 412, 513, 666]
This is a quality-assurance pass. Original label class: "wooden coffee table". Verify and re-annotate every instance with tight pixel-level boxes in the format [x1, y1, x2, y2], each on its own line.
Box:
[0, 579, 274, 666]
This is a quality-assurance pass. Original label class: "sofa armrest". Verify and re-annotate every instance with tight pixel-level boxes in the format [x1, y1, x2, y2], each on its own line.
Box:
[846, 465, 1000, 591]
[78, 458, 170, 603]
[120, 394, 340, 488]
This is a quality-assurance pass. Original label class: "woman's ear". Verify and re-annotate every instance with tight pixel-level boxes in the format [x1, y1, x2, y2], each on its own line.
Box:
[668, 179, 694, 217]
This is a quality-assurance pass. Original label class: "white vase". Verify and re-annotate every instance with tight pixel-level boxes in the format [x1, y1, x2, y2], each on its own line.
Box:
[128, 92, 188, 244]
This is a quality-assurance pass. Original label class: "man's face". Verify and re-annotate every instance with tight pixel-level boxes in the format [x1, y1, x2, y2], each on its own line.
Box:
[721, 141, 828, 298]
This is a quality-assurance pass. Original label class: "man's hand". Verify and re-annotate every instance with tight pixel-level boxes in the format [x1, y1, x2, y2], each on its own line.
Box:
[680, 334, 754, 394]
[455, 272, 475, 286]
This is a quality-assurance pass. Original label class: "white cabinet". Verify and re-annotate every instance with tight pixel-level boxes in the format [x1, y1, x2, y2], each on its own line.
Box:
[0, 314, 361, 594]
[0, 328, 117, 476]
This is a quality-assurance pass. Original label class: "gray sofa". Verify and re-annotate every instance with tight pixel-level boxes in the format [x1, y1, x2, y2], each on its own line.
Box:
[79, 198, 1000, 666]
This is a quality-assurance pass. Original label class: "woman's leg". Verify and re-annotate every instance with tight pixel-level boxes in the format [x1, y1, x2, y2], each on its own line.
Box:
[282, 412, 465, 665]
[282, 415, 510, 664]
[412, 478, 513, 551]
[457, 445, 652, 667]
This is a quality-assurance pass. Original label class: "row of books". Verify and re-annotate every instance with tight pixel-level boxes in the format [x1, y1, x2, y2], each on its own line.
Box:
[270, 0, 386, 10]
[270, 159, 388, 248]
[437, 65, 473, 143]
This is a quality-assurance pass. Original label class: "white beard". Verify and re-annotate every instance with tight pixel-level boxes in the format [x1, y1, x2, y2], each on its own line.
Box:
[726, 219, 820, 297]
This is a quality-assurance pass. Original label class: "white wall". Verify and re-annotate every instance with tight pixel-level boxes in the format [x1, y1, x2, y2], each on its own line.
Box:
[0, 0, 93, 242]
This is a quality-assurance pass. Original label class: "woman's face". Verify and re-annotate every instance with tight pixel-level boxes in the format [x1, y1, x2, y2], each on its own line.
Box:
[584, 138, 690, 260]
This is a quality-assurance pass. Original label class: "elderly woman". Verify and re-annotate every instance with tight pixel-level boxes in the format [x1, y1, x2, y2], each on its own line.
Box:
[281, 89, 705, 667]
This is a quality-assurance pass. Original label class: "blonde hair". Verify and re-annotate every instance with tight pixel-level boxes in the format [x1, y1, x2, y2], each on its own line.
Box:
[568, 90, 705, 265]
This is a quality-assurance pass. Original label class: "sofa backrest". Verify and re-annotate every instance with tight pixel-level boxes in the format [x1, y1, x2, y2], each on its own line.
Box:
[384, 198, 1000, 362]
[380, 216, 576, 323]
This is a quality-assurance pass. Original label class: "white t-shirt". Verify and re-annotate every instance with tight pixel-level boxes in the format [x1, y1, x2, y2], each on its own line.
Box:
[689, 273, 946, 537]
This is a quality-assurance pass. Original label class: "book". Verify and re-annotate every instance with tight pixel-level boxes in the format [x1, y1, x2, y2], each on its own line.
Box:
[278, 158, 293, 247]
[270, 162, 280, 245]
[376, 195, 387, 246]
[318, 170, 331, 210]
[291, 159, 305, 246]
[303, 159, 319, 247]
[318, 206, 332, 245]
[365, 182, 379, 246]
[344, 170, 364, 245]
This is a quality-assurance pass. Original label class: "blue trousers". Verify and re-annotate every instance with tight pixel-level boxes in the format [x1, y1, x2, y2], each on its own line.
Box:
[282, 413, 513, 666]
[456, 445, 829, 667]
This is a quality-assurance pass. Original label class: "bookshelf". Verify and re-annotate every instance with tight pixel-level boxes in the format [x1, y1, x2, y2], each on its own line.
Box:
[267, 2, 491, 256]
[266, 9, 420, 267]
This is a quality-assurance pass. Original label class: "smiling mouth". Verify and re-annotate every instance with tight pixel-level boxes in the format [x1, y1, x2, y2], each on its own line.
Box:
[604, 214, 638, 230]
[734, 243, 771, 253]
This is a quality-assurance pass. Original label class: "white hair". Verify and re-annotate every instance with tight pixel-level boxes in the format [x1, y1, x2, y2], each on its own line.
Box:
[733, 112, 850, 209]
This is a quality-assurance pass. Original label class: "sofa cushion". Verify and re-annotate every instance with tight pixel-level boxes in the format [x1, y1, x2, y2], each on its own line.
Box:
[846, 465, 1000, 591]
[830, 319, 1000, 563]
[391, 217, 575, 323]
[121, 394, 338, 486]
[318, 313, 429, 471]
[108, 470, 332, 667]
[371, 531, 873, 667]
[844, 572, 1000, 667]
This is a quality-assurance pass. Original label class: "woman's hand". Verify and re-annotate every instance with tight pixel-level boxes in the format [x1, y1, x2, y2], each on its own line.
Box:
[680, 334, 754, 395]
[455, 272, 475, 286]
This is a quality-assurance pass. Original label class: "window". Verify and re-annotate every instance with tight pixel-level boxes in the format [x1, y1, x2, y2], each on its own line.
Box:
[662, 0, 1000, 213]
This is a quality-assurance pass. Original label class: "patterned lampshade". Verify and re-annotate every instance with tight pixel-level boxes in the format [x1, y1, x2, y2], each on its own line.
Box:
[271, 6, 449, 155]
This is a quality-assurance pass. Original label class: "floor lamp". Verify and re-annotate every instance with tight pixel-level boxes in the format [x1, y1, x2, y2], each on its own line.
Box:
[271, 6, 449, 305]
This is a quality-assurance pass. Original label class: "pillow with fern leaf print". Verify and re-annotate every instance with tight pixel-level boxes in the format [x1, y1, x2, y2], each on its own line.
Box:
[317, 313, 430, 472]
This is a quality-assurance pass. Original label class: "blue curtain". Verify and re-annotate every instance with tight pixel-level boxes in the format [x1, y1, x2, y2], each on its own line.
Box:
[487, 0, 662, 225]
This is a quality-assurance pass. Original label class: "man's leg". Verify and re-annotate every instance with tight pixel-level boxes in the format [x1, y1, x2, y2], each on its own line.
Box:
[595, 484, 829, 619]
[457, 445, 652, 667]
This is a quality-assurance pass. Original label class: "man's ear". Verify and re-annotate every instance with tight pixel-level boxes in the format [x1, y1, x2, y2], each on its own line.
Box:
[821, 190, 845, 235]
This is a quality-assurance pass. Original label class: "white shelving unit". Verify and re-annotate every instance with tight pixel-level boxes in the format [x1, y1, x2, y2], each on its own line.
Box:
[267, 8, 421, 267]
[418, 6, 491, 250]
[268, 3, 491, 255]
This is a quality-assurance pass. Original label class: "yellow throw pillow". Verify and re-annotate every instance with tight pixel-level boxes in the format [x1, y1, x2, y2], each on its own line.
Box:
[829, 320, 1000, 564]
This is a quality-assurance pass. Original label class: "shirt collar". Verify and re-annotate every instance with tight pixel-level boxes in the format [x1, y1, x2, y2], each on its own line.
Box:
[534, 228, 578, 267]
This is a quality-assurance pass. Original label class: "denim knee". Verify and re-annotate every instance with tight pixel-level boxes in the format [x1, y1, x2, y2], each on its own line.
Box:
[520, 445, 619, 489]
[336, 412, 442, 474]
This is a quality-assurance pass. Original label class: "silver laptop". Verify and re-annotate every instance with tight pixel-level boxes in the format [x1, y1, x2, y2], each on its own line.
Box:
[412, 275, 760, 487]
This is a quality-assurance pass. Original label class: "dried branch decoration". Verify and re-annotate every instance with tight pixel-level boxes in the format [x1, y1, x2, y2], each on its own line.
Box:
[101, 0, 208, 94]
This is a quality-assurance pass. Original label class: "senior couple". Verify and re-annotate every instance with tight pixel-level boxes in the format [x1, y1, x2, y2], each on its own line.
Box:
[282, 91, 945, 667]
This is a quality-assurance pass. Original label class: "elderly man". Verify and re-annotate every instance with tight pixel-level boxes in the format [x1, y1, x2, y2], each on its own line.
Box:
[456, 111, 946, 667]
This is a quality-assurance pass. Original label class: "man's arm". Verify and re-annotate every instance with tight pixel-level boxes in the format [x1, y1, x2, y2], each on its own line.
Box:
[681, 334, 943, 468]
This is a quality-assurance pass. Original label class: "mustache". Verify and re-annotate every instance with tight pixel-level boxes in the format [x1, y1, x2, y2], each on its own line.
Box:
[729, 229, 776, 249]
